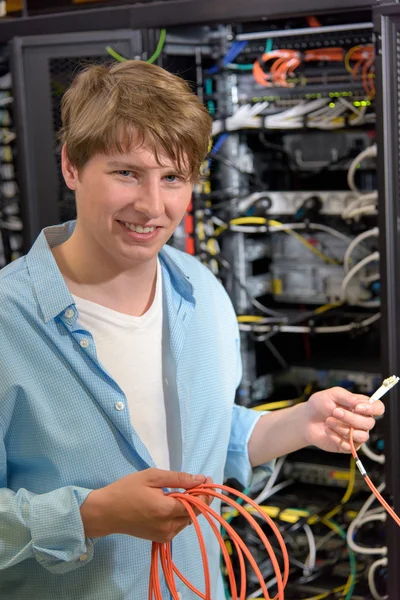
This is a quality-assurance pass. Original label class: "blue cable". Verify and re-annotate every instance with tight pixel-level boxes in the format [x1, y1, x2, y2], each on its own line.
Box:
[211, 133, 229, 155]
[206, 41, 248, 75]
[227, 38, 273, 70]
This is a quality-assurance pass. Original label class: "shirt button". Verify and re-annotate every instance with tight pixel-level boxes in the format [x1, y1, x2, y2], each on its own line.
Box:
[79, 553, 88, 561]
[80, 339, 89, 348]
[65, 308, 74, 319]
[115, 401, 125, 411]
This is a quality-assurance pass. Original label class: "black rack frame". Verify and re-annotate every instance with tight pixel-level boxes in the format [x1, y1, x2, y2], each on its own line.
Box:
[374, 4, 400, 596]
[0, 0, 381, 43]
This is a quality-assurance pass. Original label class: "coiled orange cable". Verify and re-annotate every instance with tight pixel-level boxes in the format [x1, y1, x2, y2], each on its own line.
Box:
[149, 483, 290, 600]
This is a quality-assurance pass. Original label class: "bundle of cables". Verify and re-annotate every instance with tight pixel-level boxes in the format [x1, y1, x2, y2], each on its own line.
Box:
[149, 377, 400, 599]
[211, 97, 374, 136]
[149, 483, 289, 600]
[252, 45, 374, 97]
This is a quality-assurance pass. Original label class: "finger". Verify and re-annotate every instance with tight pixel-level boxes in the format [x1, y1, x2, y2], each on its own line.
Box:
[199, 476, 214, 507]
[327, 387, 370, 411]
[354, 399, 385, 417]
[164, 496, 194, 519]
[331, 407, 375, 431]
[147, 468, 206, 490]
[174, 517, 193, 537]
[325, 427, 352, 453]
[325, 417, 369, 444]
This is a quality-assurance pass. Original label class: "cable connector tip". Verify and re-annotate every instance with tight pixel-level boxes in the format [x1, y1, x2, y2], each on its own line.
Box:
[382, 375, 400, 389]
[369, 375, 400, 403]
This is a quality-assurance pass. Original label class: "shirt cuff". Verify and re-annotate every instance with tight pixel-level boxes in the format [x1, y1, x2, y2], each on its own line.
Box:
[225, 405, 275, 488]
[30, 486, 96, 574]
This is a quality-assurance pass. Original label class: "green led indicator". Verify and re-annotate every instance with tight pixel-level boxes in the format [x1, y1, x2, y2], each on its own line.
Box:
[329, 102, 335, 108]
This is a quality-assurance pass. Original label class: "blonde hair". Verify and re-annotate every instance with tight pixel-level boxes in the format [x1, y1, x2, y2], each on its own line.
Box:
[60, 60, 212, 181]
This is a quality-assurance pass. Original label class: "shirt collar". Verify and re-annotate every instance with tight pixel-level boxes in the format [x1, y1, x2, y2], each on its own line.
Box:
[26, 220, 194, 324]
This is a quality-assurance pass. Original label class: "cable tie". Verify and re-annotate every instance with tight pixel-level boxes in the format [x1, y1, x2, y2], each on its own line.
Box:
[356, 459, 367, 477]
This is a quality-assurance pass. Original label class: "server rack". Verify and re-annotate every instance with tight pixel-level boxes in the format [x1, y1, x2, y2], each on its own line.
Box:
[6, 0, 400, 596]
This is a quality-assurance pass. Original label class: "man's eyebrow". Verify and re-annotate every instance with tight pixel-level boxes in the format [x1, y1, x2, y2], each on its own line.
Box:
[107, 160, 178, 171]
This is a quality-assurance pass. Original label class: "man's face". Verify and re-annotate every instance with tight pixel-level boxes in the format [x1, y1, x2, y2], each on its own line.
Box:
[62, 140, 193, 270]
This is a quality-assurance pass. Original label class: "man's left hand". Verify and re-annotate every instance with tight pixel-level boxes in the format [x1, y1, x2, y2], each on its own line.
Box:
[304, 387, 385, 453]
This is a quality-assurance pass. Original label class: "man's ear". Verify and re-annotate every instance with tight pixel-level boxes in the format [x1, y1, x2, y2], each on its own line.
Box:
[61, 144, 80, 191]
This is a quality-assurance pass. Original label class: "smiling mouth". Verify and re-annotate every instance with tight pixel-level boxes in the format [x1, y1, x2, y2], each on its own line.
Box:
[117, 220, 158, 234]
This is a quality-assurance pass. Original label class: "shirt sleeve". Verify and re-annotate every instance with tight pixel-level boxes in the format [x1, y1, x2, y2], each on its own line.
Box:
[224, 404, 275, 488]
[0, 428, 96, 574]
[224, 322, 275, 488]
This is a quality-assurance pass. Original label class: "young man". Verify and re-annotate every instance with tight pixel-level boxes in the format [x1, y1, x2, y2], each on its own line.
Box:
[0, 61, 383, 599]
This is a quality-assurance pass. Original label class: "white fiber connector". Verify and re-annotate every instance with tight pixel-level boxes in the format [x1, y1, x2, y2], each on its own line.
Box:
[369, 375, 400, 403]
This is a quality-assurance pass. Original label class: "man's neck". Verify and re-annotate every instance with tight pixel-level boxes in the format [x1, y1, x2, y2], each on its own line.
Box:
[51, 229, 158, 317]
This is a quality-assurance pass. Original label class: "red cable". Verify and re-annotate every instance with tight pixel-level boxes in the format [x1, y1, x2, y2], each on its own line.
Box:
[349, 428, 400, 528]
[149, 483, 290, 600]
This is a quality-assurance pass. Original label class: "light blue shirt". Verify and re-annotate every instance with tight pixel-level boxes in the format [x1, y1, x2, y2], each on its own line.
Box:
[0, 221, 272, 599]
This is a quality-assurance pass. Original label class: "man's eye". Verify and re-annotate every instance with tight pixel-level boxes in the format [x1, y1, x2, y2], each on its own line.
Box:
[116, 170, 135, 177]
[164, 174, 179, 183]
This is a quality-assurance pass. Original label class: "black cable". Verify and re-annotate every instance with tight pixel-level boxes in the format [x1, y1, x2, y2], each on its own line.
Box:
[211, 252, 285, 318]
[1, 228, 11, 265]
[210, 153, 264, 190]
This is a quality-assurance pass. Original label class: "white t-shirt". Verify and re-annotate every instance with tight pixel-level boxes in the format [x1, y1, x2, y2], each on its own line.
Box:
[72, 260, 170, 470]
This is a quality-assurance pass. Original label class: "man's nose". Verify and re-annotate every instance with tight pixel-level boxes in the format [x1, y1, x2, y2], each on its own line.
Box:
[133, 179, 164, 219]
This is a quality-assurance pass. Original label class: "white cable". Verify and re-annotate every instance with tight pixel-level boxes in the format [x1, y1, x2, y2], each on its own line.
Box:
[212, 214, 371, 253]
[359, 483, 386, 521]
[354, 300, 381, 308]
[238, 312, 381, 335]
[211, 102, 268, 136]
[344, 227, 379, 273]
[253, 456, 287, 505]
[347, 513, 387, 555]
[345, 205, 378, 220]
[302, 524, 316, 576]
[250, 479, 293, 506]
[361, 441, 385, 464]
[340, 251, 379, 302]
[212, 99, 373, 135]
[368, 557, 388, 600]
[342, 191, 378, 220]
[363, 273, 380, 283]
[347, 144, 377, 192]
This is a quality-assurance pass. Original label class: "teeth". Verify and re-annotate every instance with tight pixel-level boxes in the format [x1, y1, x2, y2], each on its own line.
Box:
[123, 222, 155, 234]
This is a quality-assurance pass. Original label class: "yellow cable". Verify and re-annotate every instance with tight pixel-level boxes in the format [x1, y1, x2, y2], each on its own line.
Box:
[253, 399, 296, 411]
[213, 224, 228, 237]
[254, 383, 313, 412]
[301, 583, 347, 600]
[237, 315, 266, 323]
[314, 302, 343, 315]
[344, 45, 362, 73]
[267, 219, 339, 265]
[230, 217, 267, 226]
[214, 217, 339, 264]
[321, 518, 354, 597]
[322, 457, 356, 522]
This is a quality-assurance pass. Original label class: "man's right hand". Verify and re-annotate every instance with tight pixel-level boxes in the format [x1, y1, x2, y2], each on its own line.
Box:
[80, 469, 213, 543]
